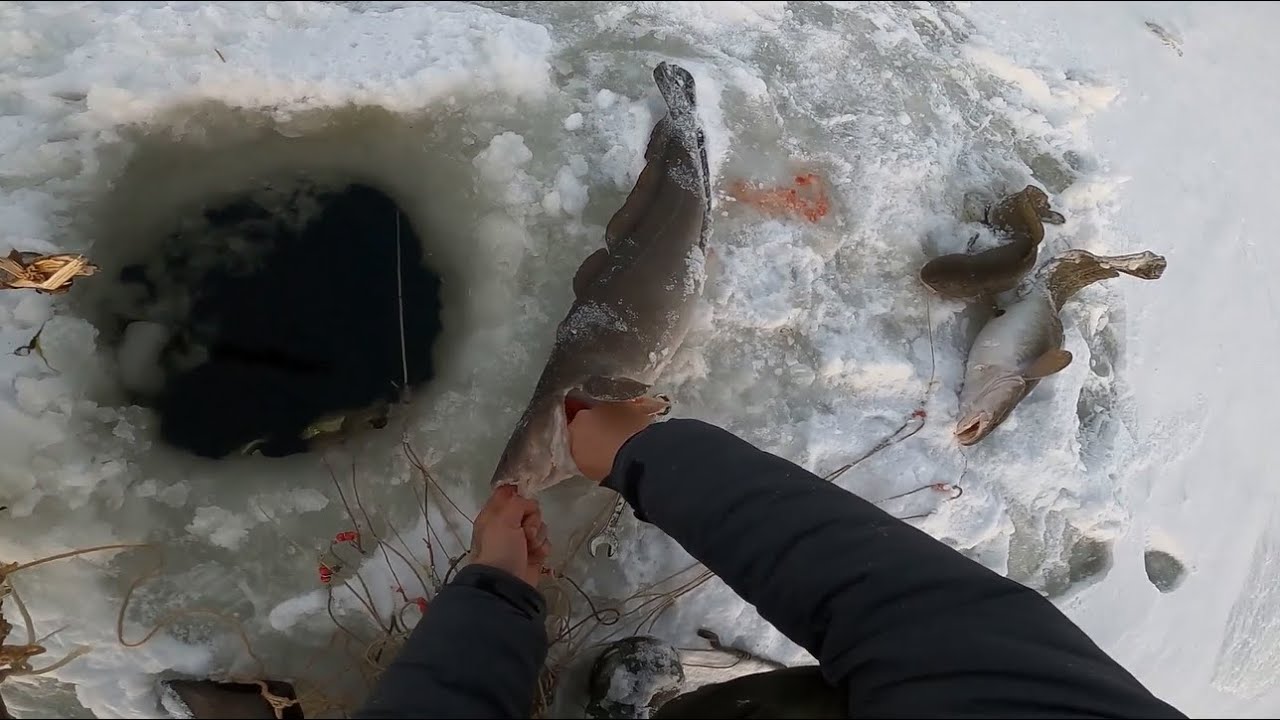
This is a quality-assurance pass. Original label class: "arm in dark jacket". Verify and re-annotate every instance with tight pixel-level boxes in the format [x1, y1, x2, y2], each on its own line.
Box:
[605, 419, 1183, 719]
[357, 564, 547, 719]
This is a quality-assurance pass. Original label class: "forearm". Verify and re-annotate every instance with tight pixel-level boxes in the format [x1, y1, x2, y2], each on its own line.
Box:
[357, 564, 547, 719]
[604, 419, 1182, 718]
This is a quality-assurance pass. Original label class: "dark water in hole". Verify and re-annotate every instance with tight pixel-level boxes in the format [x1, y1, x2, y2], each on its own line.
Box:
[149, 183, 441, 458]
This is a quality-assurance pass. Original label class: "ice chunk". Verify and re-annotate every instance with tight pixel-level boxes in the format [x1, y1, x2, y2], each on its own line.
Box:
[555, 163, 590, 216]
[472, 131, 538, 207]
[186, 506, 254, 550]
[595, 89, 618, 109]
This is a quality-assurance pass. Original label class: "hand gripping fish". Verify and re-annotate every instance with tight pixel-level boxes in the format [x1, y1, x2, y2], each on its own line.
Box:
[955, 249, 1167, 445]
[492, 62, 712, 494]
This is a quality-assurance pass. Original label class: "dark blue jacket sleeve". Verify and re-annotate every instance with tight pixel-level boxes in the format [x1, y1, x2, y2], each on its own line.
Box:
[605, 419, 1184, 719]
[357, 564, 546, 719]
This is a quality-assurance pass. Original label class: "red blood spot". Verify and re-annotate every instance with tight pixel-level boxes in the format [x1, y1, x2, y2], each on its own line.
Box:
[414, 597, 428, 613]
[335, 530, 359, 543]
[729, 172, 830, 224]
[318, 564, 333, 584]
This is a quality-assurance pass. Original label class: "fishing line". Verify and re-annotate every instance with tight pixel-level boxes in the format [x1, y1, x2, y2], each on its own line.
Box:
[394, 209, 409, 402]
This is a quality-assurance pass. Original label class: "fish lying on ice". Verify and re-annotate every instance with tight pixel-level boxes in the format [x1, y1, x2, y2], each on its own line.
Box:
[920, 185, 1065, 300]
[491, 62, 712, 494]
[955, 249, 1167, 445]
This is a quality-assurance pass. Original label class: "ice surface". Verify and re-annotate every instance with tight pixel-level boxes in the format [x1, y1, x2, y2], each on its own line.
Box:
[115, 321, 170, 399]
[0, 1, 1276, 718]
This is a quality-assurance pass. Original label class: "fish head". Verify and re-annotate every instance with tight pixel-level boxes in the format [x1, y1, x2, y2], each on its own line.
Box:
[955, 369, 1027, 445]
[919, 254, 976, 297]
[491, 391, 581, 496]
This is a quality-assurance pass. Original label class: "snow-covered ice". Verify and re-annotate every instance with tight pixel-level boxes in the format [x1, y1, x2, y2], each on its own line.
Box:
[0, 1, 1277, 717]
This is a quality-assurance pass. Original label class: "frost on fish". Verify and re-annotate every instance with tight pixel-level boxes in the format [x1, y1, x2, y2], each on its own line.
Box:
[664, 160, 707, 195]
[684, 247, 708, 296]
[557, 301, 632, 344]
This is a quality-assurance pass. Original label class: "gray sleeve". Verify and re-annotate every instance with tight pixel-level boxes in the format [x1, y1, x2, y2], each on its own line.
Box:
[604, 419, 1183, 719]
[357, 564, 547, 719]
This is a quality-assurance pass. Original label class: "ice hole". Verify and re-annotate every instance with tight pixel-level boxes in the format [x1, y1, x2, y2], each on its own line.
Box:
[70, 104, 482, 460]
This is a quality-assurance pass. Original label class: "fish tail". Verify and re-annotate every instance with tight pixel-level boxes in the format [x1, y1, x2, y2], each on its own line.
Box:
[1040, 249, 1167, 309]
[653, 61, 713, 234]
[654, 62, 698, 119]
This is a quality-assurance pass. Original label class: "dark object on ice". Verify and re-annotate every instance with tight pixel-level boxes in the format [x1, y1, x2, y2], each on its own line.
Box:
[360, 419, 1185, 719]
[919, 185, 1065, 299]
[585, 636, 685, 719]
[0, 689, 10, 720]
[161, 679, 303, 719]
[491, 61, 712, 494]
[955, 249, 1167, 446]
[1144, 549, 1187, 593]
[1145, 21, 1184, 56]
[153, 183, 442, 459]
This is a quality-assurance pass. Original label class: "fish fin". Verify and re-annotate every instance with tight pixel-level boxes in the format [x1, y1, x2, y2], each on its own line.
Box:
[1023, 349, 1073, 379]
[573, 248, 610, 298]
[582, 376, 650, 402]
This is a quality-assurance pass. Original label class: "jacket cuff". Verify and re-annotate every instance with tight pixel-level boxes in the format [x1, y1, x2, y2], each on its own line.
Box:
[602, 420, 673, 523]
[452, 564, 546, 621]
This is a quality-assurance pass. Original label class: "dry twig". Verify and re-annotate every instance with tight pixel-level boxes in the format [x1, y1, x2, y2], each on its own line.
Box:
[0, 251, 97, 294]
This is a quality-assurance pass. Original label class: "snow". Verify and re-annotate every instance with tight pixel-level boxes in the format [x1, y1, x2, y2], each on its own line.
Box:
[0, 1, 1277, 718]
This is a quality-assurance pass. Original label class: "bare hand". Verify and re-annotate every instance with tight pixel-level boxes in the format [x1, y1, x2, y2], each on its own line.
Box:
[567, 401, 656, 482]
[470, 485, 550, 587]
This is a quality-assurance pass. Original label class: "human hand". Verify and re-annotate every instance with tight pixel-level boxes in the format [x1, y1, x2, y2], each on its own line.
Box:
[567, 401, 656, 483]
[470, 485, 550, 587]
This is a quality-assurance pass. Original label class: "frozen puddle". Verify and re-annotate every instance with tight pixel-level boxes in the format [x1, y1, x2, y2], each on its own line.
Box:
[0, 2, 1162, 716]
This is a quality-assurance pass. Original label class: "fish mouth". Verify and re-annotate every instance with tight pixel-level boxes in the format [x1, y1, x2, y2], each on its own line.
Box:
[954, 412, 990, 446]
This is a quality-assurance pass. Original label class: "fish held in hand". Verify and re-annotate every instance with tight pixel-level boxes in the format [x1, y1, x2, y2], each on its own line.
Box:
[491, 62, 712, 494]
